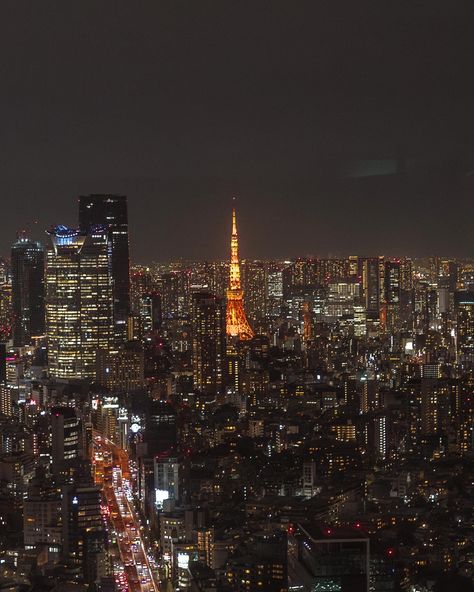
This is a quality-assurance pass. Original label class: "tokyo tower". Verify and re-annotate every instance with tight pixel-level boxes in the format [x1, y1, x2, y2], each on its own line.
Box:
[226, 207, 254, 340]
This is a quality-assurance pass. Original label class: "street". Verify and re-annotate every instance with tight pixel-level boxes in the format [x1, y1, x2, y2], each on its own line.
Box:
[93, 435, 160, 592]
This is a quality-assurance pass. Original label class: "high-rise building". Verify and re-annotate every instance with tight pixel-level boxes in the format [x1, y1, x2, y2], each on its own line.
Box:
[79, 195, 130, 342]
[326, 282, 360, 320]
[51, 407, 82, 476]
[302, 460, 317, 498]
[11, 234, 45, 347]
[62, 483, 107, 583]
[414, 281, 438, 333]
[384, 260, 401, 305]
[94, 396, 120, 443]
[130, 265, 153, 313]
[96, 342, 145, 394]
[242, 260, 267, 322]
[160, 510, 186, 559]
[192, 292, 225, 395]
[226, 209, 254, 340]
[0, 384, 12, 417]
[23, 479, 62, 550]
[362, 258, 380, 319]
[371, 414, 388, 460]
[0, 342, 6, 386]
[0, 284, 12, 343]
[145, 400, 177, 456]
[400, 257, 413, 291]
[421, 378, 451, 436]
[140, 292, 162, 334]
[46, 225, 113, 380]
[154, 456, 181, 508]
[161, 270, 190, 320]
[348, 255, 359, 278]
[455, 291, 474, 366]
[267, 265, 284, 318]
[361, 379, 379, 414]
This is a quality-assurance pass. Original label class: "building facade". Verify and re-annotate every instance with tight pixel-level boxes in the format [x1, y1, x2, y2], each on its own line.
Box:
[11, 234, 45, 347]
[79, 195, 130, 342]
[46, 225, 113, 379]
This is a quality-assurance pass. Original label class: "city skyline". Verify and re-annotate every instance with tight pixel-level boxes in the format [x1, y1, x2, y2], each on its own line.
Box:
[2, 181, 474, 264]
[0, 3, 472, 591]
[1, 193, 474, 592]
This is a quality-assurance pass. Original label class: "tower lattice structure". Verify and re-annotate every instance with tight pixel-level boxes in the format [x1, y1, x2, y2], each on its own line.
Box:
[226, 208, 254, 340]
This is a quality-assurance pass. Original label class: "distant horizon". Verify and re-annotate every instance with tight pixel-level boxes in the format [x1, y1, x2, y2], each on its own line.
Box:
[3, 240, 474, 265]
[1, 167, 473, 264]
[4, 236, 474, 265]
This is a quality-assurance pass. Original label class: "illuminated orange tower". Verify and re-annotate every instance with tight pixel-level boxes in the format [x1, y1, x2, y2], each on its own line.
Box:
[226, 207, 254, 340]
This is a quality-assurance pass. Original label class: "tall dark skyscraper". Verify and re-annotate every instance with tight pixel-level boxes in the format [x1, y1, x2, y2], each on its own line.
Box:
[51, 406, 82, 476]
[192, 292, 226, 396]
[362, 258, 380, 320]
[62, 483, 106, 583]
[78, 195, 130, 342]
[11, 234, 45, 347]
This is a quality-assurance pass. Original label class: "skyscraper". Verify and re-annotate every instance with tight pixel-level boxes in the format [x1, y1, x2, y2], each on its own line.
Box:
[11, 234, 45, 346]
[192, 292, 225, 395]
[384, 260, 401, 305]
[96, 341, 145, 393]
[161, 270, 190, 319]
[46, 225, 113, 379]
[226, 208, 254, 340]
[242, 260, 267, 323]
[421, 378, 450, 436]
[51, 406, 82, 476]
[23, 480, 62, 550]
[382, 259, 402, 331]
[78, 195, 130, 342]
[62, 483, 106, 583]
[145, 400, 178, 456]
[362, 258, 380, 319]
[455, 291, 474, 367]
[154, 456, 181, 508]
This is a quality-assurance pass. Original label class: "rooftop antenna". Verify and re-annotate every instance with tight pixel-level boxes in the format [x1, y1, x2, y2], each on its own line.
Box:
[16, 219, 39, 241]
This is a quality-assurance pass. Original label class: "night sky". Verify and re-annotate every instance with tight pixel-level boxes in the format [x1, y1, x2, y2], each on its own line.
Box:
[0, 1, 472, 261]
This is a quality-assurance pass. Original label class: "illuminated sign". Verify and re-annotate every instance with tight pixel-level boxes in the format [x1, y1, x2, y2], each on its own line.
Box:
[155, 489, 169, 509]
[177, 553, 190, 569]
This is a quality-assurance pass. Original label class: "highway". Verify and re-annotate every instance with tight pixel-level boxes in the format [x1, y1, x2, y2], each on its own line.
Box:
[93, 434, 160, 592]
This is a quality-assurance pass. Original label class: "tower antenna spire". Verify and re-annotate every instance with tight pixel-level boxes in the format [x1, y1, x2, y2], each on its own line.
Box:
[226, 203, 254, 340]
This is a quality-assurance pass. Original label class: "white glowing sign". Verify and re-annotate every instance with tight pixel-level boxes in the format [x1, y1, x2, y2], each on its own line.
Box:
[155, 489, 169, 509]
[177, 553, 189, 569]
